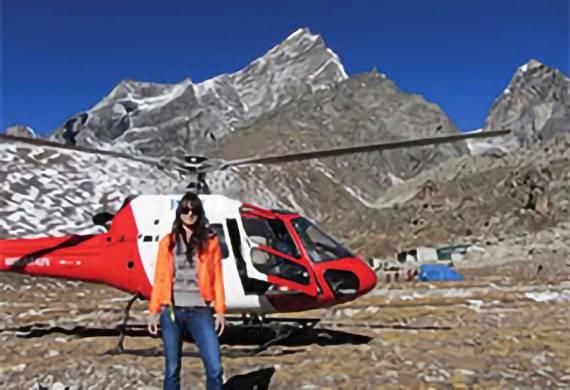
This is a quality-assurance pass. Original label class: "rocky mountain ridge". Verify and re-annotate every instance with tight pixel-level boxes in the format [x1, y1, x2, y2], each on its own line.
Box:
[50, 28, 348, 156]
[479, 58, 569, 151]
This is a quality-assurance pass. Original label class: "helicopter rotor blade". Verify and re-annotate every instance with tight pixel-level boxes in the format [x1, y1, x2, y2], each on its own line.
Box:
[221, 129, 511, 169]
[1, 129, 512, 175]
[0, 134, 166, 168]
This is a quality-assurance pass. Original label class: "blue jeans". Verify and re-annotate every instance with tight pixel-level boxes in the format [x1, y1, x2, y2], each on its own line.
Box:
[160, 306, 223, 390]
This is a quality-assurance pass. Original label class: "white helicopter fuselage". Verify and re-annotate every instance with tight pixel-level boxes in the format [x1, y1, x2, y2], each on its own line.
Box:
[131, 194, 276, 313]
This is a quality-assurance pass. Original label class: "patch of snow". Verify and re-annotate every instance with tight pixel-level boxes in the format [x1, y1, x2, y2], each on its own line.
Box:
[524, 291, 570, 303]
[267, 28, 318, 56]
[195, 78, 218, 99]
[93, 79, 193, 113]
[132, 80, 193, 111]
[467, 299, 484, 308]
[342, 185, 374, 207]
[387, 173, 405, 186]
[285, 28, 308, 41]
[326, 48, 348, 80]
[466, 140, 509, 155]
[309, 57, 347, 84]
[399, 293, 425, 301]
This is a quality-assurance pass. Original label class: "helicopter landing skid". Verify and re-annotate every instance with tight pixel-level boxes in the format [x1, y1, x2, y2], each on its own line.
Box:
[225, 315, 321, 356]
[229, 314, 320, 328]
[103, 294, 140, 355]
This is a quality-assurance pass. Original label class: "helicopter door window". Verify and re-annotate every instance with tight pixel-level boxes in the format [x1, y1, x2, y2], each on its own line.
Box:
[226, 218, 271, 295]
[250, 247, 310, 286]
[236, 216, 318, 297]
[242, 215, 299, 258]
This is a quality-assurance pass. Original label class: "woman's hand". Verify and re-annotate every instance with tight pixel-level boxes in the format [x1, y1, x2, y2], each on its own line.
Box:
[147, 313, 159, 335]
[215, 312, 225, 336]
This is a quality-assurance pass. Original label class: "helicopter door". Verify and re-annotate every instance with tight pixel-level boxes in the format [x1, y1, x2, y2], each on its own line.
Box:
[239, 214, 318, 297]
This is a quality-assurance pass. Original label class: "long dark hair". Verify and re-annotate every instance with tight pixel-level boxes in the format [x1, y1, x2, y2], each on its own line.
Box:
[170, 192, 211, 263]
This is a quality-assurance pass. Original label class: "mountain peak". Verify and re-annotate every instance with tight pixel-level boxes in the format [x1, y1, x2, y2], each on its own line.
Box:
[284, 27, 316, 41]
[484, 58, 569, 149]
[270, 27, 348, 80]
[517, 58, 549, 74]
[4, 125, 36, 138]
[500, 58, 567, 97]
[267, 27, 323, 56]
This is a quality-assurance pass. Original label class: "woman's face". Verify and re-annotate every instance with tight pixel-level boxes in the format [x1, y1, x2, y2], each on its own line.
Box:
[180, 202, 198, 227]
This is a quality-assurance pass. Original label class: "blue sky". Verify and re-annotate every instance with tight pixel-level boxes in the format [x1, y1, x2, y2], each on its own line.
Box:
[1, 0, 568, 135]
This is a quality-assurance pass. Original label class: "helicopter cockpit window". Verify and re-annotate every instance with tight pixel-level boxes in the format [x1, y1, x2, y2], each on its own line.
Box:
[292, 217, 353, 263]
[241, 215, 299, 258]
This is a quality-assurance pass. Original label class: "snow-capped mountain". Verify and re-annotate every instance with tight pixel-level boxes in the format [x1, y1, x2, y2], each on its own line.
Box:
[50, 28, 348, 157]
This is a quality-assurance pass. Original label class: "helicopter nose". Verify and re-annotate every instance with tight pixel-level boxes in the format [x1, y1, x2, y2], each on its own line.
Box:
[354, 257, 378, 295]
[322, 258, 377, 299]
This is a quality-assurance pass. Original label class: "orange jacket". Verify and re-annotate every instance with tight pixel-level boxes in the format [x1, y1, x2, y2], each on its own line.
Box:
[148, 233, 226, 314]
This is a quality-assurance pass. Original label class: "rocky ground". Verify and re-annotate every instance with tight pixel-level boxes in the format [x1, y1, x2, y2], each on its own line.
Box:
[1, 133, 569, 389]
[1, 248, 568, 389]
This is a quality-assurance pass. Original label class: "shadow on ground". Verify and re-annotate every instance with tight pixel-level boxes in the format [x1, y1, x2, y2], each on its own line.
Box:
[223, 367, 276, 390]
[1, 323, 372, 357]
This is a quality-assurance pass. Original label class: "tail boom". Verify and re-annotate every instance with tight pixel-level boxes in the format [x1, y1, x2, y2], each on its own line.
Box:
[0, 233, 152, 297]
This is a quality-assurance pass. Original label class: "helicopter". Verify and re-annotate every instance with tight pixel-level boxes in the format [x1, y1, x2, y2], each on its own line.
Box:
[0, 129, 509, 353]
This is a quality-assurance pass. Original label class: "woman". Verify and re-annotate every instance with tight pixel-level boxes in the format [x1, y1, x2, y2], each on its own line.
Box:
[147, 192, 226, 390]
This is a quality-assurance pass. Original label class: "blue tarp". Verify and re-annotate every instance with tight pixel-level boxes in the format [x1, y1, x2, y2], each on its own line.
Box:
[419, 264, 464, 282]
